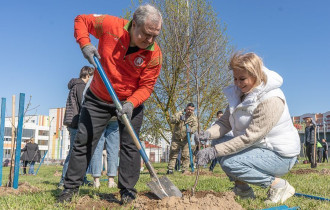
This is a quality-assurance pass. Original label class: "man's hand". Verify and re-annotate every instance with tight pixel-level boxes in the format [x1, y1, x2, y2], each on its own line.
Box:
[194, 131, 210, 144]
[81, 44, 101, 68]
[180, 115, 186, 121]
[196, 147, 217, 166]
[117, 102, 134, 122]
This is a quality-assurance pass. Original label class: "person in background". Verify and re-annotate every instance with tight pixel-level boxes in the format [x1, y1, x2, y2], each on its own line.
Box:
[317, 141, 323, 163]
[167, 103, 197, 175]
[58, 4, 163, 204]
[58, 66, 94, 188]
[21, 138, 41, 175]
[304, 117, 317, 168]
[195, 52, 300, 204]
[87, 117, 119, 189]
[3, 159, 10, 167]
[322, 139, 328, 163]
[209, 111, 223, 172]
[174, 148, 182, 172]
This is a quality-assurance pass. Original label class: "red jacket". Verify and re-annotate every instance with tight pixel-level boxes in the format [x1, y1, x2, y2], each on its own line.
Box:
[74, 14, 162, 107]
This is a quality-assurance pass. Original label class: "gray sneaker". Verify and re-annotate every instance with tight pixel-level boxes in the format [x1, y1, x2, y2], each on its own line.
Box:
[265, 181, 295, 204]
[233, 186, 256, 199]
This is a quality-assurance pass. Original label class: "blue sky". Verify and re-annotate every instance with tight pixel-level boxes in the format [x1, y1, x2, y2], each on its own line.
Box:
[0, 0, 329, 117]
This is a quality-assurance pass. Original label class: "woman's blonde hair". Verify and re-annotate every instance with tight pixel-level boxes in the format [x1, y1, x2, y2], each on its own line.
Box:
[229, 52, 267, 87]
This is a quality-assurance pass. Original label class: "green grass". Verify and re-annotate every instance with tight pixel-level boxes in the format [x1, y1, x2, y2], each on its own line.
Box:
[0, 162, 329, 209]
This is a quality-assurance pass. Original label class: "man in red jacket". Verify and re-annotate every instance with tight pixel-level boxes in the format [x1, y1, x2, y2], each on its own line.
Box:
[58, 4, 162, 204]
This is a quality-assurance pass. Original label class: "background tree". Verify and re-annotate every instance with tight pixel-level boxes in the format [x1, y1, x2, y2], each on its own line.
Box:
[125, 0, 233, 144]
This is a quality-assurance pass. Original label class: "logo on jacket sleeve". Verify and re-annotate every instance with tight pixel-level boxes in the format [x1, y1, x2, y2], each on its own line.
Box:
[134, 57, 144, 66]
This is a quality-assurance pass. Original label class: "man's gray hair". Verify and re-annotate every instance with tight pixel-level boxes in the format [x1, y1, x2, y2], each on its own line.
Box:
[133, 4, 162, 27]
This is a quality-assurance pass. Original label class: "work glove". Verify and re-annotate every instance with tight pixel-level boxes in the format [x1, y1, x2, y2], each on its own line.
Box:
[117, 102, 134, 122]
[180, 115, 186, 121]
[186, 126, 191, 133]
[81, 44, 101, 68]
[196, 147, 217, 166]
[194, 131, 210, 145]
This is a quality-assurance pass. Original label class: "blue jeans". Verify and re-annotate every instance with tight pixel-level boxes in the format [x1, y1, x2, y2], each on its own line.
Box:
[29, 161, 35, 174]
[59, 127, 77, 184]
[87, 120, 119, 177]
[220, 147, 297, 188]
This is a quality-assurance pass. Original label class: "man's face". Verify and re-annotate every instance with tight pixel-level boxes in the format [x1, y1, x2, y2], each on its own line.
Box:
[186, 106, 195, 116]
[217, 113, 223, 119]
[305, 118, 312, 125]
[130, 17, 161, 49]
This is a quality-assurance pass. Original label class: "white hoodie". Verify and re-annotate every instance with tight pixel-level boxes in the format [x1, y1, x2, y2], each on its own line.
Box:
[222, 67, 300, 157]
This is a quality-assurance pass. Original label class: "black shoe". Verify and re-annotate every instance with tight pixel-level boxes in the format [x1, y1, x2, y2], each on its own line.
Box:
[120, 189, 136, 205]
[57, 188, 79, 203]
[166, 169, 173, 175]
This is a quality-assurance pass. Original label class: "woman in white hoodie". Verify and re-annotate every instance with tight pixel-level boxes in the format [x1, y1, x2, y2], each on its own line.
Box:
[195, 52, 300, 204]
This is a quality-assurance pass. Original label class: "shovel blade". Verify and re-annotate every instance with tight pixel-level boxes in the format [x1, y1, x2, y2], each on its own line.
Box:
[147, 176, 182, 199]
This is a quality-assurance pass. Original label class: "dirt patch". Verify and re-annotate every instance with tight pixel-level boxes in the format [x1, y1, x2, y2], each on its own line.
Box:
[290, 169, 319, 175]
[75, 195, 119, 210]
[53, 170, 62, 176]
[0, 182, 40, 196]
[291, 168, 330, 175]
[74, 190, 243, 210]
[134, 191, 243, 210]
[181, 170, 228, 177]
[320, 169, 330, 175]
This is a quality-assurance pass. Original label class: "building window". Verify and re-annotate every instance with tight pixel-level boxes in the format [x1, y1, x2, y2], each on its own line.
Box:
[5, 127, 12, 136]
[38, 130, 49, 136]
[22, 129, 35, 138]
[38, 140, 48, 146]
[4, 149, 11, 159]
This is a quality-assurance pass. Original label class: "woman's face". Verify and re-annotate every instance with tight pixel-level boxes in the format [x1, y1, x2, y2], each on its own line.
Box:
[233, 69, 256, 93]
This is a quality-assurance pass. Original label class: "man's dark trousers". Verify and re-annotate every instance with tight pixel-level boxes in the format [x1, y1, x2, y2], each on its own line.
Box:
[306, 143, 316, 167]
[64, 89, 143, 194]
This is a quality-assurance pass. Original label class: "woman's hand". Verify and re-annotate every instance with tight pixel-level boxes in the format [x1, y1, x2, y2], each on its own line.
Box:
[196, 147, 217, 166]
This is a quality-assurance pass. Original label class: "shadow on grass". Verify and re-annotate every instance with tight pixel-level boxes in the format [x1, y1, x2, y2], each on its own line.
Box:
[41, 180, 59, 186]
[140, 191, 160, 200]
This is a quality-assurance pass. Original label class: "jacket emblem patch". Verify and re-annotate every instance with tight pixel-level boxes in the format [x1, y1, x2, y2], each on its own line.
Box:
[134, 57, 144, 66]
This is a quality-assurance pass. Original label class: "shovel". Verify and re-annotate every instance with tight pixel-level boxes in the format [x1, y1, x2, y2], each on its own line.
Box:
[93, 56, 182, 199]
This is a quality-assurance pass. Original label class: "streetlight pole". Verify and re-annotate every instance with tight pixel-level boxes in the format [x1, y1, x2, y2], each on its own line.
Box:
[47, 117, 55, 165]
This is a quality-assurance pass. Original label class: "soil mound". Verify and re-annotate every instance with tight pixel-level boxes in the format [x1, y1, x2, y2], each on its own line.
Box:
[0, 182, 40, 196]
[291, 168, 330, 175]
[134, 191, 243, 210]
[54, 170, 62, 176]
[291, 169, 318, 175]
[320, 168, 330, 175]
[75, 190, 243, 210]
[180, 170, 228, 177]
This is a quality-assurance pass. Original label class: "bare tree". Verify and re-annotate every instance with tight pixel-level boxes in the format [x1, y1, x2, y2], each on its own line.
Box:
[6, 95, 38, 187]
[138, 0, 233, 144]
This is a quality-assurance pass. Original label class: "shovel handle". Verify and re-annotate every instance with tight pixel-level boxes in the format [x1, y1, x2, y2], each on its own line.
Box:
[93, 56, 158, 178]
[185, 124, 194, 172]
